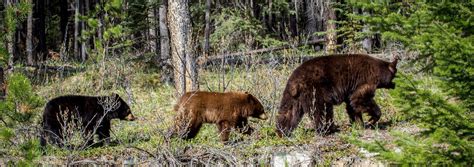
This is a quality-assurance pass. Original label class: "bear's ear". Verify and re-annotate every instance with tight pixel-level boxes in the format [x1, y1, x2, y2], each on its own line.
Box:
[110, 93, 120, 99]
[289, 83, 299, 97]
[389, 55, 399, 73]
[244, 91, 249, 94]
[247, 94, 255, 104]
[389, 62, 397, 74]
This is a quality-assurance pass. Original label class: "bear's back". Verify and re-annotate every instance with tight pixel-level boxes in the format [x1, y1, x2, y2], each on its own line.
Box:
[177, 91, 248, 109]
[290, 54, 389, 83]
[44, 95, 99, 118]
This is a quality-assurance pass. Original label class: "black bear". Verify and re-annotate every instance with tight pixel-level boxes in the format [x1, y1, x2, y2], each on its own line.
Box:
[276, 54, 398, 137]
[170, 91, 268, 142]
[40, 93, 135, 147]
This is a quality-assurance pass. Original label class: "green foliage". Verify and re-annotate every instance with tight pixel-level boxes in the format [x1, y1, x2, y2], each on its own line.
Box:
[82, 0, 132, 62]
[348, 74, 474, 164]
[392, 75, 473, 137]
[0, 73, 43, 127]
[0, 73, 42, 165]
[211, 8, 264, 51]
[333, 2, 366, 52]
[349, 1, 474, 109]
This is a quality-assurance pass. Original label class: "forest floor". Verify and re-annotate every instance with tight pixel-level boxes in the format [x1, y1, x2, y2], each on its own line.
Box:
[4, 54, 418, 166]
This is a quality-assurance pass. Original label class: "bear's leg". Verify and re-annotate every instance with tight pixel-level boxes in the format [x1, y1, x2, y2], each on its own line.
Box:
[44, 126, 62, 146]
[366, 98, 381, 126]
[97, 121, 111, 146]
[183, 122, 202, 139]
[324, 104, 338, 133]
[237, 119, 253, 135]
[349, 84, 377, 127]
[218, 121, 233, 142]
[276, 104, 304, 137]
[81, 126, 95, 147]
[308, 101, 325, 134]
[345, 99, 357, 124]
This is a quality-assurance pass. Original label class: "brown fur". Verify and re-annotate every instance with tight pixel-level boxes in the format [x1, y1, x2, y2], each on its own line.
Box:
[170, 91, 267, 142]
[276, 54, 398, 137]
[48, 50, 60, 61]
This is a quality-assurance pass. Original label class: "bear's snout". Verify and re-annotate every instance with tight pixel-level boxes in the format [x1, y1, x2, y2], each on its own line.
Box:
[125, 113, 136, 121]
[258, 113, 268, 120]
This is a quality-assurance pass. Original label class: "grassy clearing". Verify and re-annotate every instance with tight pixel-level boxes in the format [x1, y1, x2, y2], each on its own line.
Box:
[16, 52, 408, 165]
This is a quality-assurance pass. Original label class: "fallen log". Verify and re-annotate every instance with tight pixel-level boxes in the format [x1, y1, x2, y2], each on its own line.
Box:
[198, 39, 325, 66]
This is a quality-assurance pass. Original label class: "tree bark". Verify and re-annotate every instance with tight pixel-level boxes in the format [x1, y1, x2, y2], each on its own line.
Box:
[148, 0, 157, 56]
[362, 10, 372, 53]
[168, 0, 198, 96]
[159, 0, 172, 84]
[81, 0, 88, 61]
[325, 1, 336, 54]
[304, 0, 317, 41]
[5, 0, 14, 74]
[60, 0, 69, 53]
[203, 0, 211, 57]
[289, 0, 299, 37]
[37, 0, 46, 60]
[26, 0, 34, 65]
[0, 67, 5, 100]
[74, 0, 80, 60]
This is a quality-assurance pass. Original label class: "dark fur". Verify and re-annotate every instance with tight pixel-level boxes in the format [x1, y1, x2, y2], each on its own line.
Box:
[40, 94, 135, 147]
[170, 91, 267, 142]
[276, 54, 398, 137]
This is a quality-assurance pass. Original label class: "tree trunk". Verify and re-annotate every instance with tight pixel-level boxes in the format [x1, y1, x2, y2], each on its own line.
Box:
[5, 0, 14, 74]
[203, 0, 211, 58]
[325, 1, 336, 54]
[74, 0, 80, 60]
[289, 0, 298, 37]
[37, 0, 46, 60]
[26, 0, 34, 65]
[362, 10, 372, 53]
[81, 0, 88, 61]
[0, 67, 5, 100]
[60, 0, 69, 53]
[148, 0, 157, 55]
[168, 0, 198, 96]
[304, 0, 317, 41]
[159, 0, 172, 84]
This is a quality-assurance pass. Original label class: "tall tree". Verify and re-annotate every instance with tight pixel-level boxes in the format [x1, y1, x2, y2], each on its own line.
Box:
[5, 0, 15, 73]
[59, 0, 69, 54]
[325, 1, 336, 54]
[361, 10, 372, 53]
[26, 0, 33, 65]
[74, 0, 80, 60]
[168, 0, 198, 96]
[148, 0, 158, 57]
[35, 0, 46, 60]
[81, 0, 88, 61]
[159, 0, 172, 84]
[203, 0, 211, 57]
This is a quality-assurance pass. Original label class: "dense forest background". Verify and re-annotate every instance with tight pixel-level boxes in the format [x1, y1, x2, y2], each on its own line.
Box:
[0, 0, 472, 165]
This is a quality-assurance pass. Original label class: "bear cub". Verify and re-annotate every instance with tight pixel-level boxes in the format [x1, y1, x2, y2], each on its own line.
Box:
[170, 91, 268, 142]
[40, 93, 135, 148]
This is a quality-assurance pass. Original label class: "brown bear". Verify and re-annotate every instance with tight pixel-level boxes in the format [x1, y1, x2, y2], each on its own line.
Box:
[276, 54, 398, 137]
[40, 93, 136, 148]
[170, 91, 268, 142]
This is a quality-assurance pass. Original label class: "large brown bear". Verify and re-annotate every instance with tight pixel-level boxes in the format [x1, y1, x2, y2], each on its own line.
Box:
[170, 91, 268, 142]
[276, 54, 398, 137]
[40, 94, 136, 147]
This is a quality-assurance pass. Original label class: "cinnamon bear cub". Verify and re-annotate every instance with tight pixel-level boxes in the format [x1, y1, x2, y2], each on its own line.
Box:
[170, 91, 268, 142]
